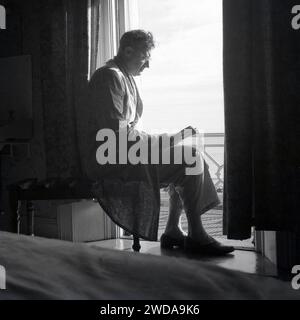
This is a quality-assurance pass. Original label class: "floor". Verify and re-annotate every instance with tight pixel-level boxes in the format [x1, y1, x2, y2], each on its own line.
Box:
[86, 238, 278, 277]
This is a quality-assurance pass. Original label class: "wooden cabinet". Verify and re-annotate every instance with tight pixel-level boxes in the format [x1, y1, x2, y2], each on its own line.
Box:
[57, 200, 116, 242]
[19, 199, 116, 242]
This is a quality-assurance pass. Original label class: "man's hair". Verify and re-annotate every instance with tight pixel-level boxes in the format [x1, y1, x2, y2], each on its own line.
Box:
[118, 29, 155, 53]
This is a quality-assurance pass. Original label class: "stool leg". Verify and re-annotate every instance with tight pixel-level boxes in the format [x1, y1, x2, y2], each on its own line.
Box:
[16, 200, 22, 235]
[27, 201, 35, 236]
[132, 236, 141, 252]
[9, 189, 19, 233]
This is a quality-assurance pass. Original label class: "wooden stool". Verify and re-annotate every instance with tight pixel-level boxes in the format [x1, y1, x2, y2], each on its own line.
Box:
[8, 178, 141, 252]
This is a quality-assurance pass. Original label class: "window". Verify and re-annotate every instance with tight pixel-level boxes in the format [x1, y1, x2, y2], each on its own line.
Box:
[137, 0, 253, 248]
[138, 0, 224, 134]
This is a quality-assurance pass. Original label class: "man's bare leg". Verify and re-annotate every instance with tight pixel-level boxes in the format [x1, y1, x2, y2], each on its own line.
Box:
[173, 179, 218, 245]
[185, 209, 213, 243]
[164, 184, 186, 239]
[164, 184, 213, 244]
[159, 154, 233, 253]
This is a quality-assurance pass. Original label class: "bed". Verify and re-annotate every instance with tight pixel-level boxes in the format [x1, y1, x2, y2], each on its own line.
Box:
[0, 231, 299, 300]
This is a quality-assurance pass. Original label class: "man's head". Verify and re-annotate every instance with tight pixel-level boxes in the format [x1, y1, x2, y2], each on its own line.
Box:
[117, 29, 155, 76]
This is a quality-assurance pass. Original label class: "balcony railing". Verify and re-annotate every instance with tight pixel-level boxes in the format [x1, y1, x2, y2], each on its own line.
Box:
[203, 132, 224, 192]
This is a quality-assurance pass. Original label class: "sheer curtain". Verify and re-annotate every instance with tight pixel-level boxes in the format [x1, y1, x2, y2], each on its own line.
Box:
[88, 0, 139, 77]
[87, 0, 140, 238]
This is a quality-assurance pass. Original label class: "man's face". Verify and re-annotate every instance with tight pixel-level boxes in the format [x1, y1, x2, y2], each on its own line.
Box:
[124, 47, 151, 76]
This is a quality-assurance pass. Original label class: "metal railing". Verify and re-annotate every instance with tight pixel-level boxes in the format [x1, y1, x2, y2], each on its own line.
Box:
[203, 133, 224, 192]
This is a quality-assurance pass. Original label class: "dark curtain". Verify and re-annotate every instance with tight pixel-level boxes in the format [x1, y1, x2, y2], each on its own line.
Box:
[223, 0, 300, 239]
[39, 0, 88, 178]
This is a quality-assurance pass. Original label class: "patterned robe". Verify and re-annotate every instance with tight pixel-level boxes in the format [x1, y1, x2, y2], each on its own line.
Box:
[78, 57, 161, 240]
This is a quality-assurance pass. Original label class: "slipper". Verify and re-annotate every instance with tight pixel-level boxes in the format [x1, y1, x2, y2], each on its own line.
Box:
[160, 233, 186, 249]
[184, 236, 235, 256]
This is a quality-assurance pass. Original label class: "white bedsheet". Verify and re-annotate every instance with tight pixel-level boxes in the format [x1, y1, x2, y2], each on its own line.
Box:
[0, 231, 299, 300]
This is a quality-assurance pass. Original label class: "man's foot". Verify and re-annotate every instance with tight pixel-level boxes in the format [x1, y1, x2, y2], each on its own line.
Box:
[184, 235, 235, 256]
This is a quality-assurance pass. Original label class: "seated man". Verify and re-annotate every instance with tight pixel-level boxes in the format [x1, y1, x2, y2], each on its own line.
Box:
[84, 30, 234, 255]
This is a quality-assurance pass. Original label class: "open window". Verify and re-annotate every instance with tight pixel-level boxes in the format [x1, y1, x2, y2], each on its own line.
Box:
[136, 0, 254, 249]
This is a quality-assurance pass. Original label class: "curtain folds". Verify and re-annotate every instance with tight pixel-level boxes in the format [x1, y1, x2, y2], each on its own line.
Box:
[223, 0, 300, 239]
[90, 0, 118, 74]
[89, 0, 140, 76]
[39, 0, 89, 178]
[64, 0, 89, 177]
[89, 0, 101, 75]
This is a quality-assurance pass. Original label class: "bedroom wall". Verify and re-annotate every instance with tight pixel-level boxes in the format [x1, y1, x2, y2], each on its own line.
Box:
[0, 0, 89, 234]
[0, 0, 47, 231]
